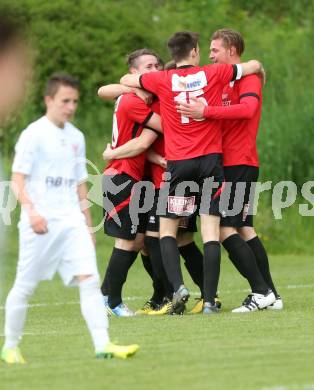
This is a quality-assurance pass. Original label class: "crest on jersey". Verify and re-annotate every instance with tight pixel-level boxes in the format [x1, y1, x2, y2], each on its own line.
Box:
[72, 143, 79, 155]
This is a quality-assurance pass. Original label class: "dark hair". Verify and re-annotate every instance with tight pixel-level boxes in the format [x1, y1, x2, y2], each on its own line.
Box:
[211, 28, 245, 56]
[126, 48, 160, 69]
[164, 60, 177, 70]
[167, 31, 199, 62]
[44, 73, 80, 97]
[0, 14, 24, 53]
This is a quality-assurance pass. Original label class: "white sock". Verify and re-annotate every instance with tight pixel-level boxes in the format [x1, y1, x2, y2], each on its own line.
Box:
[79, 277, 110, 352]
[4, 281, 35, 349]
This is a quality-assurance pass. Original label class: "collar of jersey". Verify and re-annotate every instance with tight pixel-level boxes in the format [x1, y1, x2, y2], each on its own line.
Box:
[176, 65, 194, 69]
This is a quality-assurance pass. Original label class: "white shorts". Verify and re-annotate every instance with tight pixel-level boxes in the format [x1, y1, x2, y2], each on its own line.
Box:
[16, 217, 99, 287]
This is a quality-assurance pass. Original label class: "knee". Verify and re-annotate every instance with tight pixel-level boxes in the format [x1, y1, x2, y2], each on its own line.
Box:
[11, 281, 37, 298]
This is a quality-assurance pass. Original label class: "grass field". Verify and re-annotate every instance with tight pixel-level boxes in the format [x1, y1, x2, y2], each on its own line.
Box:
[1, 225, 314, 390]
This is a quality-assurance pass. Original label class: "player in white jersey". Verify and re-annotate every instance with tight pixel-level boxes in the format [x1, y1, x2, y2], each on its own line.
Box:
[1, 74, 139, 364]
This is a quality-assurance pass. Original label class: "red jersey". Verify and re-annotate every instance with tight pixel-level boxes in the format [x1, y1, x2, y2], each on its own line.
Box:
[150, 134, 165, 189]
[104, 93, 153, 180]
[211, 74, 262, 167]
[140, 63, 239, 160]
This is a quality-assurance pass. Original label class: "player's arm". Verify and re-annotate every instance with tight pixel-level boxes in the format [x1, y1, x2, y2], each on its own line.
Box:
[120, 74, 142, 88]
[98, 84, 153, 105]
[77, 181, 96, 245]
[103, 128, 159, 161]
[11, 172, 48, 234]
[177, 95, 259, 120]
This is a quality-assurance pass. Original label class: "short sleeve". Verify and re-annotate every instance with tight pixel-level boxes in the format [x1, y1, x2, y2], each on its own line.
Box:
[12, 129, 37, 175]
[204, 63, 237, 85]
[238, 74, 262, 100]
[140, 71, 162, 95]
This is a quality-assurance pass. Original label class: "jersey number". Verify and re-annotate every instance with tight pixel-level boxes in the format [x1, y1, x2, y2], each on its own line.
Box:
[174, 89, 208, 124]
[112, 96, 122, 147]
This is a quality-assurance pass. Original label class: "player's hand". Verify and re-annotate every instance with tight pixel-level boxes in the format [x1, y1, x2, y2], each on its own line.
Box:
[157, 156, 167, 169]
[29, 212, 48, 234]
[102, 143, 114, 162]
[259, 65, 266, 86]
[89, 229, 96, 246]
[134, 88, 153, 105]
[176, 97, 205, 119]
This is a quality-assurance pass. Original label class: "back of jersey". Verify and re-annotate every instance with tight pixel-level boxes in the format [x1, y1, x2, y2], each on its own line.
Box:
[140, 63, 238, 161]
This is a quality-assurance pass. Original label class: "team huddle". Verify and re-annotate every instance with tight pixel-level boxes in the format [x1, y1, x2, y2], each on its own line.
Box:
[1, 28, 282, 364]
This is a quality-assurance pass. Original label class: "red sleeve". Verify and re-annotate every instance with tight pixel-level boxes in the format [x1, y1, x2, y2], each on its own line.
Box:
[203, 63, 238, 85]
[204, 75, 261, 120]
[204, 97, 259, 119]
[140, 71, 163, 95]
[121, 93, 153, 124]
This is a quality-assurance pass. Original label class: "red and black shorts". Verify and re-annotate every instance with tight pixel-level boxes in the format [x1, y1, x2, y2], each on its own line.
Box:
[163, 153, 224, 219]
[103, 173, 148, 240]
[220, 165, 259, 228]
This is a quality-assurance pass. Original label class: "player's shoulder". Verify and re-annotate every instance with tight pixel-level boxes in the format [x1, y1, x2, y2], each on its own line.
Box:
[241, 73, 261, 85]
[20, 116, 47, 138]
[64, 121, 85, 141]
[119, 92, 148, 109]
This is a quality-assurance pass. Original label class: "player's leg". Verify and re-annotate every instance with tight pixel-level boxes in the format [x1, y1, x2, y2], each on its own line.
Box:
[177, 230, 204, 298]
[1, 279, 37, 364]
[101, 173, 139, 316]
[221, 226, 270, 294]
[239, 226, 282, 309]
[144, 230, 173, 314]
[1, 220, 61, 364]
[221, 166, 275, 312]
[104, 237, 137, 315]
[200, 213, 221, 315]
[60, 224, 139, 359]
[73, 274, 138, 359]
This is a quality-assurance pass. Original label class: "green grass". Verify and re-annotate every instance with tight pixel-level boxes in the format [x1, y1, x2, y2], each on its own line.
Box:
[1, 224, 314, 390]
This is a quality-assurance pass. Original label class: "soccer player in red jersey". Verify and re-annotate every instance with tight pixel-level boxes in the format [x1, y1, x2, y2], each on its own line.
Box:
[99, 49, 163, 316]
[176, 29, 279, 312]
[120, 31, 265, 314]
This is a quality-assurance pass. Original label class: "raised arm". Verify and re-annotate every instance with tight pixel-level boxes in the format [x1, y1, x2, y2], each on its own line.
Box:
[98, 84, 133, 100]
[98, 83, 153, 105]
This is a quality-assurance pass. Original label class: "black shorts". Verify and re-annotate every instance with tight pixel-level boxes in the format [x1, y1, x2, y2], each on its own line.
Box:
[220, 165, 259, 228]
[163, 153, 224, 218]
[146, 189, 197, 233]
[103, 173, 148, 240]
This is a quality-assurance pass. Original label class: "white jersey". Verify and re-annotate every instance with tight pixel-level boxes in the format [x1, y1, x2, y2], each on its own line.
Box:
[12, 116, 88, 221]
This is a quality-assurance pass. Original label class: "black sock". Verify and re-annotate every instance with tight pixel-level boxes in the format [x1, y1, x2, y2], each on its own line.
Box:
[103, 248, 137, 308]
[145, 236, 173, 299]
[179, 242, 204, 297]
[141, 252, 165, 304]
[203, 241, 221, 305]
[101, 269, 110, 296]
[247, 236, 278, 297]
[141, 253, 154, 280]
[222, 234, 269, 294]
[160, 236, 184, 292]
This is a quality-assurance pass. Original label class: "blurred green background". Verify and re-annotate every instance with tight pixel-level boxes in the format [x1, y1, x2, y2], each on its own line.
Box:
[0, 0, 313, 253]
